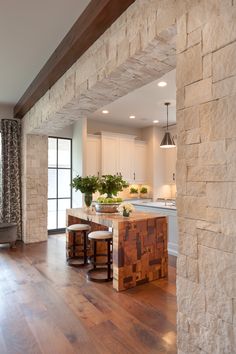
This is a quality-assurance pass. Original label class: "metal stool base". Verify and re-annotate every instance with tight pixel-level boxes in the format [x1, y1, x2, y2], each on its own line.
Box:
[87, 268, 113, 283]
[67, 229, 89, 267]
[67, 256, 88, 267]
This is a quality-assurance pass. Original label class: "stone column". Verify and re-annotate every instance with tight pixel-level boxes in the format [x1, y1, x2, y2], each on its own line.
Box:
[176, 2, 236, 353]
[22, 133, 48, 243]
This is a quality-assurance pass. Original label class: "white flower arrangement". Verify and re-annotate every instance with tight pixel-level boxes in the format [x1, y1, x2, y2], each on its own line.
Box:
[118, 202, 135, 214]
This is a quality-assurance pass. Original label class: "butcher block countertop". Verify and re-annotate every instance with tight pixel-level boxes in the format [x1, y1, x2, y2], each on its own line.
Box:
[66, 208, 168, 291]
[66, 208, 166, 227]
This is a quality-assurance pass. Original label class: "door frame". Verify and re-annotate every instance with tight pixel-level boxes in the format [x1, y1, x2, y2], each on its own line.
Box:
[48, 136, 72, 234]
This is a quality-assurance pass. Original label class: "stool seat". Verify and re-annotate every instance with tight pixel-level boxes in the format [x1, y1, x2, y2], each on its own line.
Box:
[88, 231, 112, 240]
[67, 224, 91, 231]
[66, 224, 91, 267]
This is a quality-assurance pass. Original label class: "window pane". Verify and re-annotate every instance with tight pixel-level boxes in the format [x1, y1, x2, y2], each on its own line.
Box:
[0, 134, 2, 200]
[58, 199, 71, 228]
[58, 169, 71, 198]
[58, 139, 71, 168]
[48, 199, 57, 230]
[48, 138, 57, 168]
[48, 169, 57, 199]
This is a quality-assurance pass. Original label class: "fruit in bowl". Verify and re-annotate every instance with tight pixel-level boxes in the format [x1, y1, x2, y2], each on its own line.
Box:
[95, 196, 123, 213]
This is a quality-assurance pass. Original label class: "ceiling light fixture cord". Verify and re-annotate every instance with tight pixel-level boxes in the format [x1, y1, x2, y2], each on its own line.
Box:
[165, 102, 170, 131]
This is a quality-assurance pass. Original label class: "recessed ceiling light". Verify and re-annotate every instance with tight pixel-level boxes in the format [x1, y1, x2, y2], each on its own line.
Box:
[157, 81, 167, 87]
[102, 109, 109, 114]
[129, 115, 135, 119]
[153, 120, 159, 123]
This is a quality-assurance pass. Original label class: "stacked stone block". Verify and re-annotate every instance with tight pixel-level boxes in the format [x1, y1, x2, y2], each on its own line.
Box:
[21, 129, 48, 243]
[176, 1, 236, 353]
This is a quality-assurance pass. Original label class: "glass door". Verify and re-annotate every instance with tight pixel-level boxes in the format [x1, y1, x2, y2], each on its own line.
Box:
[48, 137, 72, 232]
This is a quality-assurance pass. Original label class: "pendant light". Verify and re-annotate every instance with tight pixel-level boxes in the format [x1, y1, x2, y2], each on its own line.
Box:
[160, 102, 176, 148]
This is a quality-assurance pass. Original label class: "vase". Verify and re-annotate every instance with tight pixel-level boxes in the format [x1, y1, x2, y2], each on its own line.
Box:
[84, 193, 93, 207]
[123, 210, 130, 217]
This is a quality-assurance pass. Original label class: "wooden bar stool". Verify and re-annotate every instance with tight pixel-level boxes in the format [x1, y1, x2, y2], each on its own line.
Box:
[87, 231, 113, 282]
[66, 224, 91, 267]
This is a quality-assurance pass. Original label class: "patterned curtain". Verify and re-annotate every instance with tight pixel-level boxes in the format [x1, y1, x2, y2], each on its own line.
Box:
[0, 119, 22, 239]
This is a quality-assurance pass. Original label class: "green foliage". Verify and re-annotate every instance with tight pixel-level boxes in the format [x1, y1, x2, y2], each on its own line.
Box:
[130, 187, 138, 194]
[98, 175, 129, 198]
[140, 186, 148, 194]
[71, 175, 99, 193]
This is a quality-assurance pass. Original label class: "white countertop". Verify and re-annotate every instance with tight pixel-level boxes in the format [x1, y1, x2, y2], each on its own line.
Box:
[131, 200, 177, 211]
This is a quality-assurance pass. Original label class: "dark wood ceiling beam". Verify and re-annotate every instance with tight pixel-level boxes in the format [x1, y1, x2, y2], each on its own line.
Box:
[14, 0, 135, 118]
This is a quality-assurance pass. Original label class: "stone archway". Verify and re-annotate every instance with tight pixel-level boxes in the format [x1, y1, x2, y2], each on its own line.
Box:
[22, 1, 236, 353]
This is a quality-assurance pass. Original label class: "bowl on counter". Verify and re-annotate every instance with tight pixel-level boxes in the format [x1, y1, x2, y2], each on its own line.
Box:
[94, 202, 120, 213]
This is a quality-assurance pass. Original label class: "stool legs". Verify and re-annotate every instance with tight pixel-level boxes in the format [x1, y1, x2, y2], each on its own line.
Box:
[72, 231, 76, 257]
[87, 239, 113, 282]
[83, 230, 87, 265]
[67, 230, 88, 267]
[107, 239, 111, 280]
[93, 240, 97, 270]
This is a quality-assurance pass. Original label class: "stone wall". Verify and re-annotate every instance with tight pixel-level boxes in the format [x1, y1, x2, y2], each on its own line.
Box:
[21, 129, 48, 243]
[176, 1, 236, 353]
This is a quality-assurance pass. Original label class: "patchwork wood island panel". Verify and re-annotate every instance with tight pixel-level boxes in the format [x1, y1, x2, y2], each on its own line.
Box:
[66, 208, 168, 291]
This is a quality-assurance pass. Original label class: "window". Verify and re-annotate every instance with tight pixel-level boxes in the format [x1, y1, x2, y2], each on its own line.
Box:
[0, 133, 2, 208]
[48, 137, 72, 232]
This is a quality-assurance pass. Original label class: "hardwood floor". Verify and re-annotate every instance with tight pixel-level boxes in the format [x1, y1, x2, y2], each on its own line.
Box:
[0, 235, 177, 354]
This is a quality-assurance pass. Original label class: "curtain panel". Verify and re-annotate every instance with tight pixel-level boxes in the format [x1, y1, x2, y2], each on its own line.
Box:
[1, 119, 22, 239]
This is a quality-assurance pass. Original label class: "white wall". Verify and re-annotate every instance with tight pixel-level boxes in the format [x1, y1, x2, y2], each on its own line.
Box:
[49, 124, 73, 138]
[72, 118, 87, 208]
[0, 104, 14, 120]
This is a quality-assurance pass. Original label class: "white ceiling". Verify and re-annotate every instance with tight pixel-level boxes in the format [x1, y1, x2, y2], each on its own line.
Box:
[0, 0, 91, 105]
[89, 69, 176, 128]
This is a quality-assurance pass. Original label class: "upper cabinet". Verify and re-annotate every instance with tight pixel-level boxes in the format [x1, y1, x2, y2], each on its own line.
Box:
[101, 133, 119, 176]
[117, 136, 135, 182]
[86, 135, 101, 176]
[86, 132, 147, 184]
[134, 141, 147, 184]
[165, 148, 177, 185]
[101, 132, 135, 182]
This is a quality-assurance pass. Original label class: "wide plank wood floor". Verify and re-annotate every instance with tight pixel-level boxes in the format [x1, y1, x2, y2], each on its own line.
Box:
[0, 234, 176, 354]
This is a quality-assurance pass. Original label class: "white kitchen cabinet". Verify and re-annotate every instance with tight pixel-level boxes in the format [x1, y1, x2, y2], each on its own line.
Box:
[87, 132, 148, 184]
[101, 133, 119, 175]
[134, 141, 147, 184]
[165, 145, 177, 184]
[118, 136, 135, 182]
[86, 135, 101, 176]
[101, 132, 135, 183]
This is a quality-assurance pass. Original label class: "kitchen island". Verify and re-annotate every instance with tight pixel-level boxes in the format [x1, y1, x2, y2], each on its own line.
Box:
[66, 208, 167, 291]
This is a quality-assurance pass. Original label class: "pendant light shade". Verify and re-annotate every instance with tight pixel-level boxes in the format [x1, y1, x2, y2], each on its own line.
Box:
[160, 102, 176, 148]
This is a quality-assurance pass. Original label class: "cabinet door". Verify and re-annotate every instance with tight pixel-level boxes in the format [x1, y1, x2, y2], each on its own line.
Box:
[165, 148, 177, 184]
[86, 136, 100, 176]
[118, 137, 135, 182]
[101, 135, 119, 175]
[134, 141, 147, 183]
